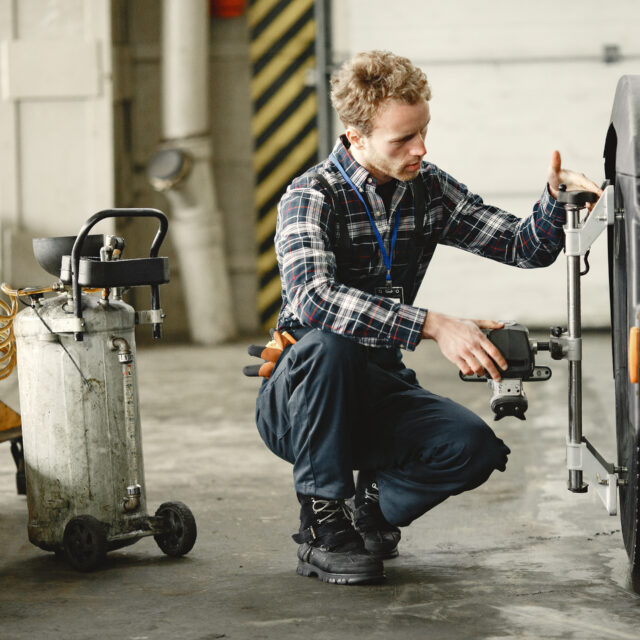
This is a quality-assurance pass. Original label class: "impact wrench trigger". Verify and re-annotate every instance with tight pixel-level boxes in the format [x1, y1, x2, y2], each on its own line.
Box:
[242, 330, 297, 379]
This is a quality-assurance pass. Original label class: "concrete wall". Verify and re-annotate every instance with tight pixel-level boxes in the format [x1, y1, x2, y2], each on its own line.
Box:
[332, 0, 640, 328]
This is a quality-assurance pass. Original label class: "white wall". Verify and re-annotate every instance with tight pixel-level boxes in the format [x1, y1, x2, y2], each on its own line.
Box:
[332, 0, 640, 327]
[0, 0, 115, 287]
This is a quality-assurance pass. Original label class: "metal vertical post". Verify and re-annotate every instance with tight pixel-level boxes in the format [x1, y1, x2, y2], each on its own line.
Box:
[566, 203, 586, 492]
[314, 0, 333, 159]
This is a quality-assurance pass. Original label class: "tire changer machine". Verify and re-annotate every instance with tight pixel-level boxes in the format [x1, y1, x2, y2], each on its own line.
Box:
[460, 75, 640, 581]
[3, 209, 197, 571]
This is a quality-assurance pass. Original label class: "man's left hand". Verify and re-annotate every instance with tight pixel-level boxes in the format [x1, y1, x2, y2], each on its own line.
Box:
[547, 150, 602, 206]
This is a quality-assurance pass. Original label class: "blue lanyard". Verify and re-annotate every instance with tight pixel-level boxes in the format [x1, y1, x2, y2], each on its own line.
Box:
[329, 153, 400, 284]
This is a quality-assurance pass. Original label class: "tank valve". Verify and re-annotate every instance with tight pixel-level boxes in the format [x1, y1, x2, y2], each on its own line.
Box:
[110, 337, 133, 364]
[123, 484, 142, 512]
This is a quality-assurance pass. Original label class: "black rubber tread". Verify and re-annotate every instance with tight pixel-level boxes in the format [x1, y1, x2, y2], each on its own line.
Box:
[609, 208, 640, 578]
[63, 515, 108, 572]
[153, 501, 197, 557]
[296, 560, 385, 585]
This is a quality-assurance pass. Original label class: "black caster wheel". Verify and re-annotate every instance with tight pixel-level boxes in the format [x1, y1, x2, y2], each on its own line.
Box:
[63, 515, 108, 572]
[154, 501, 197, 557]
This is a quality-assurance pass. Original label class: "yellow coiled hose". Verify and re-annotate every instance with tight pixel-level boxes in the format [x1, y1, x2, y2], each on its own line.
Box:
[0, 289, 18, 381]
[0, 283, 58, 380]
[0, 283, 102, 380]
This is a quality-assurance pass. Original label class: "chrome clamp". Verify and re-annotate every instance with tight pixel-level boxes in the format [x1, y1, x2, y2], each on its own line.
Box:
[564, 185, 615, 256]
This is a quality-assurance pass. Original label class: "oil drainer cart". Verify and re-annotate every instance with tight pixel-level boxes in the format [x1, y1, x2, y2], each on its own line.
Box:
[6, 208, 196, 571]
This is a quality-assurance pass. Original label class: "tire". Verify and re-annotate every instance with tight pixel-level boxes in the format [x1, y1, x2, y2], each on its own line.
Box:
[153, 501, 197, 557]
[609, 186, 640, 579]
[63, 515, 108, 572]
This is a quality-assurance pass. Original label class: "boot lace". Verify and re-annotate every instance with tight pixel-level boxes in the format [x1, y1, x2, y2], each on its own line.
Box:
[364, 481, 379, 504]
[311, 498, 353, 526]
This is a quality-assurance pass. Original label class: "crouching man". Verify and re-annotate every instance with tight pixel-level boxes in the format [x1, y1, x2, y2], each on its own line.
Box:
[251, 50, 601, 584]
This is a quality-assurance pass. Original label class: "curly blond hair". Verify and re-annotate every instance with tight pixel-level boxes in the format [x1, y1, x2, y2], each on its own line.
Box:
[330, 51, 431, 136]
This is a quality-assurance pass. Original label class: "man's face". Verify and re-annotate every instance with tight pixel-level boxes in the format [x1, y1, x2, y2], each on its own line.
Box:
[348, 99, 430, 184]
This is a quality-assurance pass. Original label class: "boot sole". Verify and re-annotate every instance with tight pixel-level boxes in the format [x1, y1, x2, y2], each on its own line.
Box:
[296, 560, 384, 585]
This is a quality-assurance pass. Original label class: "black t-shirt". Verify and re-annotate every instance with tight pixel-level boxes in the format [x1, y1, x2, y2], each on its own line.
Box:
[375, 179, 397, 217]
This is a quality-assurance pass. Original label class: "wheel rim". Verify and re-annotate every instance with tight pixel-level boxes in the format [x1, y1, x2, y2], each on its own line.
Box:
[162, 509, 184, 548]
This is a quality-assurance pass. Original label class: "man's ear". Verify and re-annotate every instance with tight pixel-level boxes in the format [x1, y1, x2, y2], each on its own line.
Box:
[345, 126, 366, 150]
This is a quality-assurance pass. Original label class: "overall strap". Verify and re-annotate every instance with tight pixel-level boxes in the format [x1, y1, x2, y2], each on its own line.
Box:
[402, 177, 426, 301]
[308, 172, 350, 252]
[413, 176, 424, 239]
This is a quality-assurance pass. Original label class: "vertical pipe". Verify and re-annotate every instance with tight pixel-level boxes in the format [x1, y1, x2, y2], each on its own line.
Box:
[566, 205, 585, 491]
[122, 358, 140, 488]
[314, 0, 333, 159]
[159, 0, 235, 344]
[162, 0, 209, 138]
[111, 338, 140, 488]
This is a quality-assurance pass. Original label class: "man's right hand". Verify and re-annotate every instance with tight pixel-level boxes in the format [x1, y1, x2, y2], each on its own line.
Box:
[421, 311, 507, 381]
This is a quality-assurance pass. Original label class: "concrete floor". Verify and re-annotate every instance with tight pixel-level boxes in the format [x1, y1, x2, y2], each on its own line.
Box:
[1, 331, 639, 639]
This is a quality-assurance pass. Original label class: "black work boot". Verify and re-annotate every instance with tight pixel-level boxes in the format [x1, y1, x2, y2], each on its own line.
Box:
[353, 471, 401, 559]
[293, 495, 384, 585]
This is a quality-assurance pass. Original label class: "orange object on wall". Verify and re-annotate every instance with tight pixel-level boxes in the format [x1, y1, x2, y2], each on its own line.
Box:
[210, 0, 246, 18]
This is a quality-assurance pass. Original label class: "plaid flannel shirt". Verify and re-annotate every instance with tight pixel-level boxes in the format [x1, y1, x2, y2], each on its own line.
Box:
[275, 136, 566, 351]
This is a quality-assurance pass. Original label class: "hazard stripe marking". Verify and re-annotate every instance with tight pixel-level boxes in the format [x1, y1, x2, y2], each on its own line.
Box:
[249, 0, 318, 328]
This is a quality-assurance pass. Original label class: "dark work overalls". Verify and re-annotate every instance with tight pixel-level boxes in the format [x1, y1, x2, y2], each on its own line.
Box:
[255, 174, 510, 527]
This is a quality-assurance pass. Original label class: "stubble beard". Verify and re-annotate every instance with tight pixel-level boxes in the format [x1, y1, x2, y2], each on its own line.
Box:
[369, 147, 421, 183]
[370, 156, 419, 183]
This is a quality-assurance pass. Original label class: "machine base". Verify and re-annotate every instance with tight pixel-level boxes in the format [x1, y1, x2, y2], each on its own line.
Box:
[566, 437, 620, 515]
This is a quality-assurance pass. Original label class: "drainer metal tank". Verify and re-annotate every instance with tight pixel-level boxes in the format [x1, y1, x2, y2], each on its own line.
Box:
[13, 209, 197, 571]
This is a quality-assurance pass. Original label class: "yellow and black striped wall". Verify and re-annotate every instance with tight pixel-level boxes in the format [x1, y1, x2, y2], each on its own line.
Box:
[249, 0, 320, 329]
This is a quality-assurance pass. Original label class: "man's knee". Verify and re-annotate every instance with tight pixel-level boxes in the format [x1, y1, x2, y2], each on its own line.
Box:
[455, 419, 510, 483]
[420, 416, 509, 478]
[292, 329, 366, 375]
